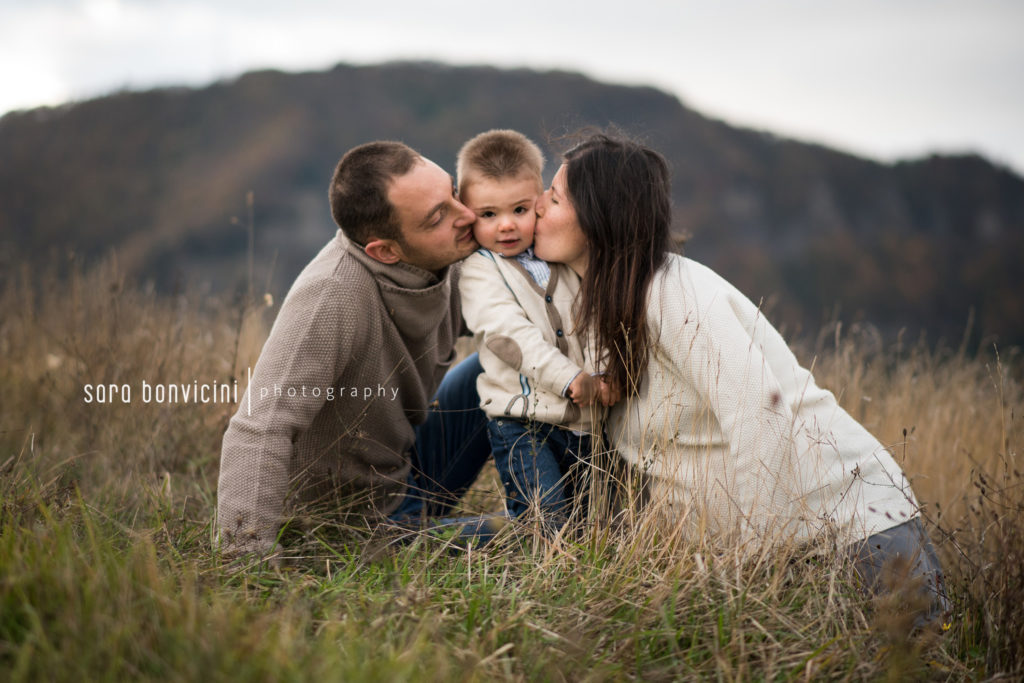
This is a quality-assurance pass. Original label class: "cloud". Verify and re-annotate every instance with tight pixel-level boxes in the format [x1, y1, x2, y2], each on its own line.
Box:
[2, 0, 1023, 172]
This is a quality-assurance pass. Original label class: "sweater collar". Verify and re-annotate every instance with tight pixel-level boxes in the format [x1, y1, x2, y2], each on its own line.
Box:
[335, 230, 454, 337]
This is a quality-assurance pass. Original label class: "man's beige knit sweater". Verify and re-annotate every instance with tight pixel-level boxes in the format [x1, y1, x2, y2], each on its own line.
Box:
[217, 230, 463, 554]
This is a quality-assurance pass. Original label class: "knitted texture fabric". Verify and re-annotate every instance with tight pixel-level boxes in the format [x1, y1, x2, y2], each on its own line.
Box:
[459, 249, 596, 431]
[607, 254, 920, 547]
[217, 230, 463, 555]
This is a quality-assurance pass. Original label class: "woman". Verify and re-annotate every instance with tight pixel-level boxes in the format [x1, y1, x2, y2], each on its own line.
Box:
[532, 132, 949, 625]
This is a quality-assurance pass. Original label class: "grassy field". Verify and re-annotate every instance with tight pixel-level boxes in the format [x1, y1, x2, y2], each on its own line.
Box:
[1, 259, 1022, 681]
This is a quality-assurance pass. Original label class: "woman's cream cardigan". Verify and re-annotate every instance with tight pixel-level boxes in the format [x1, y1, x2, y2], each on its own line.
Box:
[607, 254, 920, 546]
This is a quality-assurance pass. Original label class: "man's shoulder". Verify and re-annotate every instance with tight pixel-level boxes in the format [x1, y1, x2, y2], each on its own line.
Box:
[283, 236, 377, 308]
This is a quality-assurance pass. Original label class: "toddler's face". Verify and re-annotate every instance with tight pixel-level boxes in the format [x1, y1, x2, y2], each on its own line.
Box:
[462, 173, 539, 258]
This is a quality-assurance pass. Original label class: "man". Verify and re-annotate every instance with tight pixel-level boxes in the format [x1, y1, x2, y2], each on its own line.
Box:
[217, 141, 491, 557]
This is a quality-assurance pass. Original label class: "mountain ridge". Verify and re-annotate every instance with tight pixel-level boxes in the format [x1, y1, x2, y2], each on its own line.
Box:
[1, 61, 1021, 346]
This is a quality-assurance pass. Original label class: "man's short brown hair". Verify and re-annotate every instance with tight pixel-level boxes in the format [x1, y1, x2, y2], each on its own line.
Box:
[329, 141, 420, 245]
[456, 129, 544, 195]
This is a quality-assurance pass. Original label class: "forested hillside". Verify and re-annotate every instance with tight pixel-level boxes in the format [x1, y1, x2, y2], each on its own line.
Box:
[1, 61, 1021, 345]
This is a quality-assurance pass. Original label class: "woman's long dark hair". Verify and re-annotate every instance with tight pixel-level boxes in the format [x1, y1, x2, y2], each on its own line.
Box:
[564, 132, 672, 396]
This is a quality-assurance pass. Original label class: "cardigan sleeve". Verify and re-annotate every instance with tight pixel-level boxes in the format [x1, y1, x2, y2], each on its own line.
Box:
[657, 265, 801, 538]
[216, 272, 356, 557]
[459, 251, 583, 399]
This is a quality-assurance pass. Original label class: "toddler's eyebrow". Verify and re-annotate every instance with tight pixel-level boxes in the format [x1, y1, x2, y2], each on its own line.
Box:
[471, 196, 535, 212]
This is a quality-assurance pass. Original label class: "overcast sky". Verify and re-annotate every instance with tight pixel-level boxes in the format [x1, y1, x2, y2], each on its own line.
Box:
[2, 0, 1023, 174]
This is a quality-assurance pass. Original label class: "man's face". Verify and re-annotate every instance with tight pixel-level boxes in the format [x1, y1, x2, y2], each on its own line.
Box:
[387, 158, 478, 272]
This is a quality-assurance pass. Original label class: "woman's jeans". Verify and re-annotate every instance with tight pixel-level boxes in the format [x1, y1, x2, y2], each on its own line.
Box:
[851, 516, 952, 628]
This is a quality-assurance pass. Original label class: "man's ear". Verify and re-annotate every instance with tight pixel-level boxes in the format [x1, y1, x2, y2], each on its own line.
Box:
[363, 238, 403, 265]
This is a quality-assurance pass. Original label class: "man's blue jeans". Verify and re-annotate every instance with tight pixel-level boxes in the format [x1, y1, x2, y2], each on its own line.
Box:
[389, 353, 496, 534]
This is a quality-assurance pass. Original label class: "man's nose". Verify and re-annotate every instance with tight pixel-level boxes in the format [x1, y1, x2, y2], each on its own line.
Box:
[452, 201, 475, 226]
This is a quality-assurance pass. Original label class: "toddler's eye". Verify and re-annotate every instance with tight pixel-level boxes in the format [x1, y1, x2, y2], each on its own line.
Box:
[514, 206, 529, 215]
[479, 210, 495, 219]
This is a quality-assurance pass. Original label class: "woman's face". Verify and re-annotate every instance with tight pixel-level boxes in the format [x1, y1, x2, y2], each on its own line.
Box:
[534, 164, 589, 276]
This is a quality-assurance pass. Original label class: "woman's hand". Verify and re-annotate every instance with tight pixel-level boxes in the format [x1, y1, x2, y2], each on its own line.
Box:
[568, 372, 621, 407]
[567, 372, 598, 406]
[596, 377, 621, 407]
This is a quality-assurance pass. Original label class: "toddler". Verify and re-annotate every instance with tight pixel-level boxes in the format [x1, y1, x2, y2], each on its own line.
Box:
[457, 129, 611, 536]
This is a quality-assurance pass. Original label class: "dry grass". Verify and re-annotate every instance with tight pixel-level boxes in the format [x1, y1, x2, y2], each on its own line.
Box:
[1, 260, 1021, 681]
